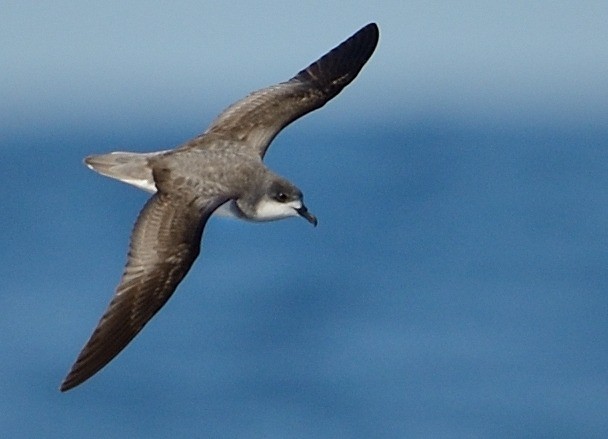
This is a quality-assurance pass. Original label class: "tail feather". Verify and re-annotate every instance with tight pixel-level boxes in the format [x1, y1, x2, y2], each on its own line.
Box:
[84, 151, 162, 193]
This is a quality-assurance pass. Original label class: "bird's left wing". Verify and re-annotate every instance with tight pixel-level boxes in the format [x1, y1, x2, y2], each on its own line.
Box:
[193, 23, 379, 158]
[60, 191, 224, 391]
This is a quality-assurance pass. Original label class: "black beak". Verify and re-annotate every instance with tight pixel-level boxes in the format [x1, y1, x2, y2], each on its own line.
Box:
[296, 205, 318, 227]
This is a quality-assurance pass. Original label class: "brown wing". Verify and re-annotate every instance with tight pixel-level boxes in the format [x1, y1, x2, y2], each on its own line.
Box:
[60, 191, 221, 391]
[200, 23, 379, 158]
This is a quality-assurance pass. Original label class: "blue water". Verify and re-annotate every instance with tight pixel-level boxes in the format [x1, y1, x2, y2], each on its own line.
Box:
[1, 119, 607, 437]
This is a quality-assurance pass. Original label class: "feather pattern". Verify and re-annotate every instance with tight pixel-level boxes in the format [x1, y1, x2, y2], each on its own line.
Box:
[60, 192, 221, 391]
[200, 23, 379, 158]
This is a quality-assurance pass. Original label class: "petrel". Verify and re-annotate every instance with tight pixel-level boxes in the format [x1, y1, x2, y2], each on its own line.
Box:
[60, 23, 379, 391]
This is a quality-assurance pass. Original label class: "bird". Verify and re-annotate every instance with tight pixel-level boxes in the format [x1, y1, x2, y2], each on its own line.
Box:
[60, 23, 379, 392]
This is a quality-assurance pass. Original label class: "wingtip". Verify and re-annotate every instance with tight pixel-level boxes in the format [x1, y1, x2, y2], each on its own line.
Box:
[358, 22, 380, 50]
[59, 367, 83, 392]
[357, 22, 379, 43]
[59, 376, 74, 392]
[364, 22, 379, 34]
[60, 360, 100, 392]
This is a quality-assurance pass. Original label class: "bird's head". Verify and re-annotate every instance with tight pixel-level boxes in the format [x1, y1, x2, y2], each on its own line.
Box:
[237, 177, 317, 226]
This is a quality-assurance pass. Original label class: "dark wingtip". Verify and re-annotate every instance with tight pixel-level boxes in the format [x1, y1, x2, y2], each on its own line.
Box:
[59, 375, 75, 392]
[59, 366, 85, 392]
[362, 22, 380, 39]
[294, 22, 379, 88]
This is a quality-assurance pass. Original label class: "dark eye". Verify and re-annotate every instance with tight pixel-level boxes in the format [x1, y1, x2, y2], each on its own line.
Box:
[275, 192, 288, 202]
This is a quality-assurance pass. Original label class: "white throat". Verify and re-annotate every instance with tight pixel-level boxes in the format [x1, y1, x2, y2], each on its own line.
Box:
[253, 199, 302, 222]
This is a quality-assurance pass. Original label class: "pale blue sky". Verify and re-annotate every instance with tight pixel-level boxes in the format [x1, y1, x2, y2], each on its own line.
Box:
[3, 0, 607, 136]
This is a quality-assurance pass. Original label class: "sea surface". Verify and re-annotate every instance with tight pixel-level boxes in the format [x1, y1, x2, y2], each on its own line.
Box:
[1, 119, 607, 437]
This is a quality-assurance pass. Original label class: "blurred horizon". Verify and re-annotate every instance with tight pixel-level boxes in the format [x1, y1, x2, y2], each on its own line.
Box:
[3, 1, 608, 137]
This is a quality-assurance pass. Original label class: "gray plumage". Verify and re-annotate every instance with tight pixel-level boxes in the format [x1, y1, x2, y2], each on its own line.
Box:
[60, 23, 379, 391]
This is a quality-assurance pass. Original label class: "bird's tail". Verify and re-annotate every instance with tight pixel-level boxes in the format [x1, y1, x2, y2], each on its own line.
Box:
[84, 151, 164, 193]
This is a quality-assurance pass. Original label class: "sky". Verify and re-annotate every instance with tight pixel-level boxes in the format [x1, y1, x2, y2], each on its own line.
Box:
[2, 1, 608, 438]
[3, 1, 607, 133]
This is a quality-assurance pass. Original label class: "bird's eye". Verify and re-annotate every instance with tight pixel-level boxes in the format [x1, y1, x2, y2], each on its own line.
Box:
[275, 192, 288, 202]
